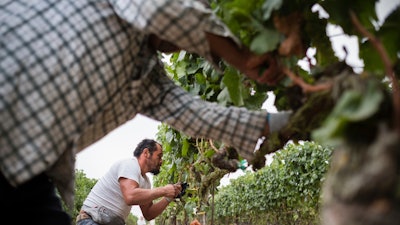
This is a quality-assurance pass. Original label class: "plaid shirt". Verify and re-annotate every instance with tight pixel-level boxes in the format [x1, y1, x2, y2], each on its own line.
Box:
[1, 0, 267, 206]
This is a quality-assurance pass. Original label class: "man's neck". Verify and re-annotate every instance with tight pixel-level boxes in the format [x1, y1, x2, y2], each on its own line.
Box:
[135, 156, 148, 176]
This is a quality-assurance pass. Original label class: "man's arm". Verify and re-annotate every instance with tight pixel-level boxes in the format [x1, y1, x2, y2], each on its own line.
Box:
[149, 32, 281, 86]
[205, 33, 281, 85]
[119, 178, 178, 205]
[139, 196, 171, 221]
[125, 0, 281, 86]
[119, 178, 181, 220]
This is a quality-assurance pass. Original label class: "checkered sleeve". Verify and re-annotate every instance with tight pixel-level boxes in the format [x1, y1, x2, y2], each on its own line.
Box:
[132, 65, 268, 160]
[110, 0, 239, 64]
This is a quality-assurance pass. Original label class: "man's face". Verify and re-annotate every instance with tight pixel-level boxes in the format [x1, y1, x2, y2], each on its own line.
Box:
[147, 144, 163, 175]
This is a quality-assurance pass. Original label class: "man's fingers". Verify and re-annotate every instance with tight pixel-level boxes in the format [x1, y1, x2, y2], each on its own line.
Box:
[245, 53, 285, 85]
[257, 57, 283, 85]
[246, 53, 273, 68]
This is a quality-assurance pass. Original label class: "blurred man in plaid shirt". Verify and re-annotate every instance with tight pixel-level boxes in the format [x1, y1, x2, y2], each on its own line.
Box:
[1, 0, 290, 224]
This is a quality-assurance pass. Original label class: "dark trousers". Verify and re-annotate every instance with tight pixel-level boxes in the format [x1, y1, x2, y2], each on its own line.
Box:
[0, 172, 71, 225]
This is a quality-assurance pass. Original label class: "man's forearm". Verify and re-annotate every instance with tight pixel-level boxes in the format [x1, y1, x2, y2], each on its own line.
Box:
[206, 32, 281, 84]
[123, 186, 166, 206]
[141, 197, 171, 221]
[206, 32, 249, 73]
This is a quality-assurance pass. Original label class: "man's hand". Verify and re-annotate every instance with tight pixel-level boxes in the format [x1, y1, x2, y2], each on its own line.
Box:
[176, 182, 189, 198]
[244, 52, 284, 85]
[206, 33, 284, 86]
[163, 183, 182, 199]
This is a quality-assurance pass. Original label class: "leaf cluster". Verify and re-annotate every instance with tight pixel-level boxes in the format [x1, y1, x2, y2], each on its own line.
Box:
[212, 141, 332, 224]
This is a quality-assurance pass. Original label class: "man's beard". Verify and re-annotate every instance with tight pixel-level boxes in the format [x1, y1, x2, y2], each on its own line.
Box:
[150, 168, 160, 175]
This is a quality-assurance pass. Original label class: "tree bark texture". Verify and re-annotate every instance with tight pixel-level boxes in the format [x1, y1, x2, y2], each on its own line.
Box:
[321, 127, 400, 225]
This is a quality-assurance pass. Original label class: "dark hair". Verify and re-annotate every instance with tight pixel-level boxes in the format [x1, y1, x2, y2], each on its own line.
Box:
[133, 139, 160, 157]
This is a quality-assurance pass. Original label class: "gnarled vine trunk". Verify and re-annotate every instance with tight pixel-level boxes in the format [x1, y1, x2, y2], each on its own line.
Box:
[321, 128, 400, 225]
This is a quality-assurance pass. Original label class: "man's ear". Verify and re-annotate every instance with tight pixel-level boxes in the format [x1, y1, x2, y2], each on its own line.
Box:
[143, 148, 150, 157]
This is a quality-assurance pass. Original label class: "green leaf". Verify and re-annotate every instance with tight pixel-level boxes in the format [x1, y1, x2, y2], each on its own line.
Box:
[229, 7, 253, 22]
[217, 87, 230, 106]
[205, 149, 216, 158]
[195, 72, 207, 85]
[205, 89, 215, 100]
[262, 0, 283, 20]
[222, 68, 244, 106]
[332, 81, 383, 121]
[312, 80, 383, 145]
[250, 29, 281, 54]
[376, 7, 400, 62]
[181, 138, 189, 157]
[359, 41, 385, 75]
[165, 130, 174, 142]
[189, 82, 202, 95]
[320, 0, 377, 35]
[176, 61, 187, 79]
[358, 7, 399, 74]
[305, 10, 338, 66]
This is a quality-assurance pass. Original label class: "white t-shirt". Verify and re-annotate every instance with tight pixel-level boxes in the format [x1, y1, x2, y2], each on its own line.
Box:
[83, 157, 151, 220]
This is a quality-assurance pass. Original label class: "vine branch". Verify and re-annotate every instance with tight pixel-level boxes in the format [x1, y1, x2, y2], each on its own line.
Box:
[209, 139, 219, 152]
[350, 10, 400, 136]
[282, 67, 332, 93]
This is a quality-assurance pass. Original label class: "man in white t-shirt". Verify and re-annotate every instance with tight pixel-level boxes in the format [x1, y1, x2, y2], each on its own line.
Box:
[76, 139, 182, 225]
